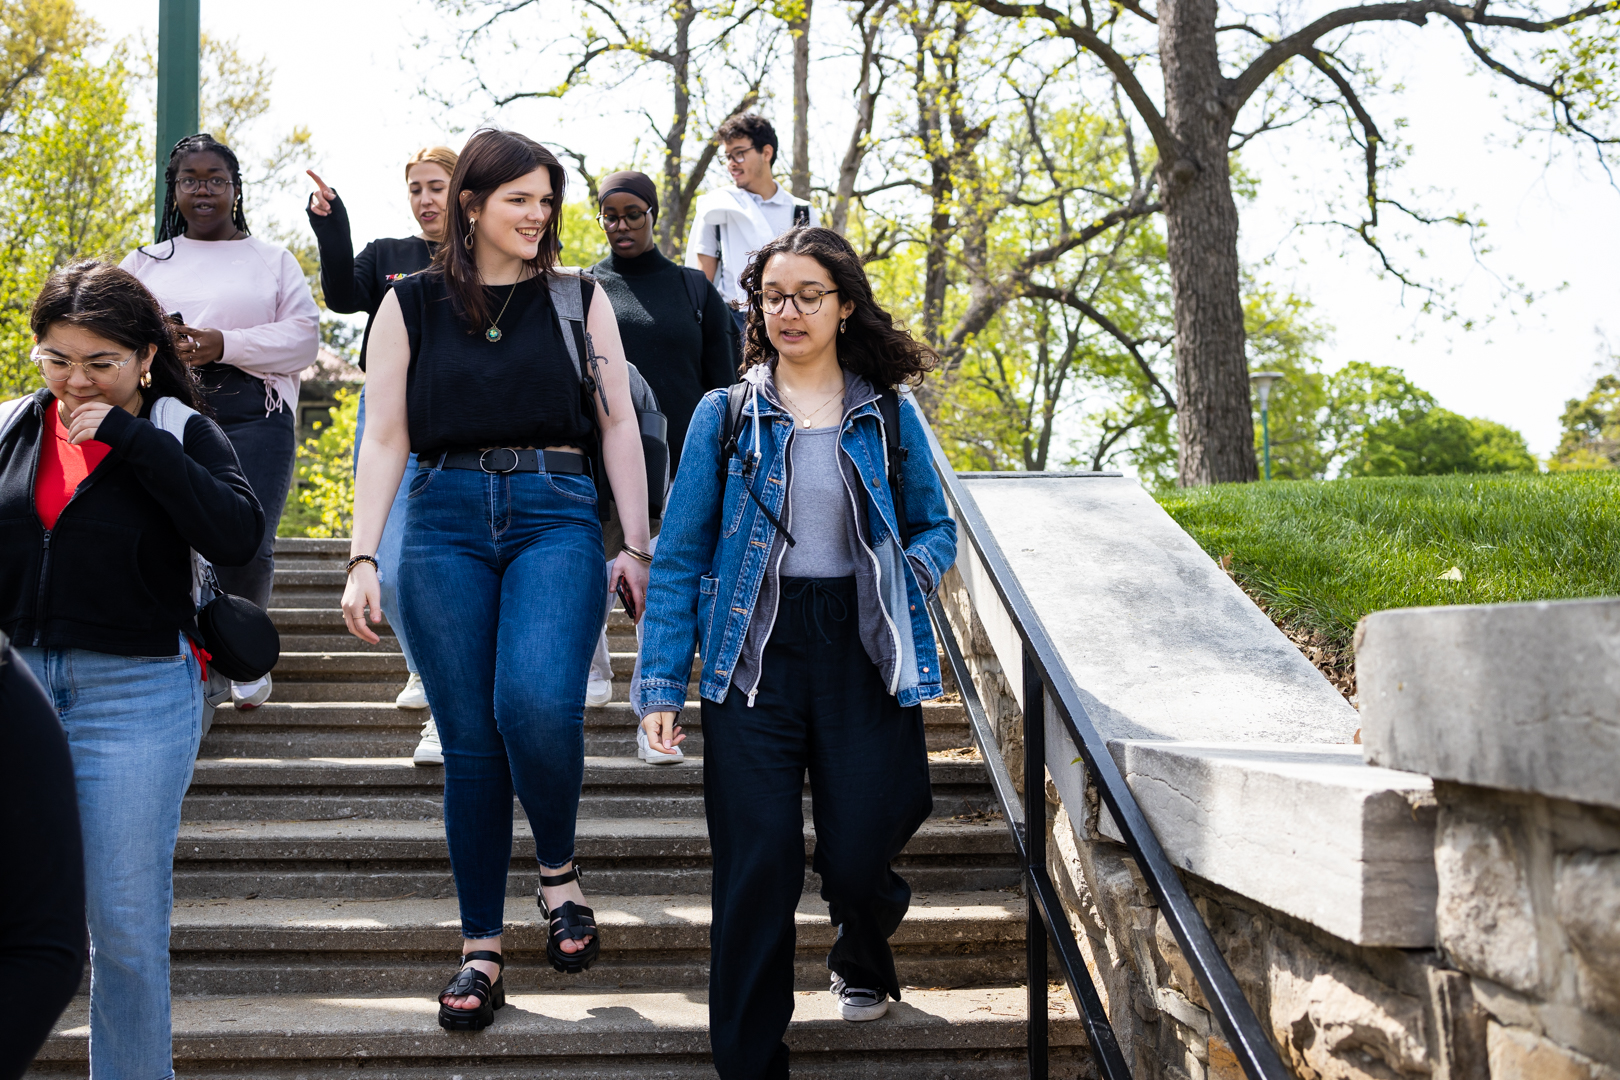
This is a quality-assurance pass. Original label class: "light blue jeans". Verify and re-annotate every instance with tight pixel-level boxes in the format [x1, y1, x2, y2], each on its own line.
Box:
[355, 386, 420, 676]
[18, 636, 203, 1080]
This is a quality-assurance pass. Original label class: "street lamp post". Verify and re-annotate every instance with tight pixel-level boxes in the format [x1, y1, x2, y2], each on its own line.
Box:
[154, 0, 201, 238]
[1250, 371, 1284, 482]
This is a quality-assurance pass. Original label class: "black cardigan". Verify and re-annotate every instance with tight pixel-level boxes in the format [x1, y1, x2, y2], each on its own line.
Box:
[307, 192, 436, 370]
[0, 390, 264, 657]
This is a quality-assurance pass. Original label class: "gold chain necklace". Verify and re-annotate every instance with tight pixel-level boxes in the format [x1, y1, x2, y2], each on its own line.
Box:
[485, 282, 519, 343]
[783, 384, 844, 428]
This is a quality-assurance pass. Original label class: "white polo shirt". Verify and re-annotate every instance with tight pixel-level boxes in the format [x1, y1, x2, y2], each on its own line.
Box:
[685, 183, 817, 306]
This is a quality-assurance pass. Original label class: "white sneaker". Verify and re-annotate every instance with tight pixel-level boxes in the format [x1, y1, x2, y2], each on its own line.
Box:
[231, 674, 272, 710]
[413, 716, 443, 766]
[586, 676, 614, 707]
[636, 724, 685, 765]
[396, 672, 429, 710]
[831, 974, 888, 1021]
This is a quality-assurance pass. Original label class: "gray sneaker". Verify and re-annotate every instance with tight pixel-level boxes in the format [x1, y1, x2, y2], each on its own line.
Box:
[831, 974, 888, 1021]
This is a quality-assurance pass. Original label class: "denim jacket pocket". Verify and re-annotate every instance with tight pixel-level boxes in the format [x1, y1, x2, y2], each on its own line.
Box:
[697, 573, 720, 660]
[720, 459, 747, 538]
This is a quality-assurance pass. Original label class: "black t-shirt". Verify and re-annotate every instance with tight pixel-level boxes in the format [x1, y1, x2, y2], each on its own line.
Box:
[393, 270, 593, 457]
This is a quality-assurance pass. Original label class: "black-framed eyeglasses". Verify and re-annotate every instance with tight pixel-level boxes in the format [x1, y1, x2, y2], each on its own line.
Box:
[175, 176, 235, 194]
[724, 147, 757, 165]
[597, 208, 650, 231]
[32, 347, 140, 383]
[758, 288, 839, 315]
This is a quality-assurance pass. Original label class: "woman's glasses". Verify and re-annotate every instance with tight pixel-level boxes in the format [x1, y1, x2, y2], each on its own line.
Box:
[758, 288, 839, 316]
[33, 348, 140, 383]
[175, 177, 235, 194]
[597, 208, 649, 231]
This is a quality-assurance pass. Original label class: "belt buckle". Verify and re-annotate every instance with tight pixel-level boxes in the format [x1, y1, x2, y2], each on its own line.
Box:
[478, 447, 520, 474]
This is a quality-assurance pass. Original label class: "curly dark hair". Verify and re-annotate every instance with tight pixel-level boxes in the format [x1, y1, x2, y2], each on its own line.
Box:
[31, 261, 205, 411]
[737, 227, 937, 388]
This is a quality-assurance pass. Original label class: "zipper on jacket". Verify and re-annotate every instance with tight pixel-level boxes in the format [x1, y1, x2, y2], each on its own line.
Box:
[744, 419, 795, 707]
[841, 415, 904, 695]
[32, 531, 51, 646]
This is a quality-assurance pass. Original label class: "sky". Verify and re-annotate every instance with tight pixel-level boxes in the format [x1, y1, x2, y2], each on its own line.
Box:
[82, 0, 1620, 458]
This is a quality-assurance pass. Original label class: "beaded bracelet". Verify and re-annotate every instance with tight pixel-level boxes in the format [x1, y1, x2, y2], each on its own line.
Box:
[345, 554, 379, 575]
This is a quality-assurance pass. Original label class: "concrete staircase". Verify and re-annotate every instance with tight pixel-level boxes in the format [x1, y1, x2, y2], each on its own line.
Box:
[34, 537, 1088, 1078]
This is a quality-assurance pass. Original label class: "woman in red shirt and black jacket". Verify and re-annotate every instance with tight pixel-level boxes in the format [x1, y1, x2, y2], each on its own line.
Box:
[0, 261, 261, 1080]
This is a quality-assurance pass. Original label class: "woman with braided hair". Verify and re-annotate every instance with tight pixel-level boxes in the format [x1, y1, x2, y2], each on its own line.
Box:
[121, 133, 319, 710]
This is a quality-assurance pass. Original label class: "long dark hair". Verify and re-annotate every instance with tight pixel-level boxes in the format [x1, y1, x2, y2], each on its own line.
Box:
[432, 128, 567, 332]
[739, 227, 938, 387]
[30, 261, 204, 411]
[154, 134, 249, 245]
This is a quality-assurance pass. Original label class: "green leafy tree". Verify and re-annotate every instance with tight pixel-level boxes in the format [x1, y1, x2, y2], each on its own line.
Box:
[1327, 362, 1536, 477]
[281, 387, 358, 538]
[0, 3, 145, 397]
[1550, 371, 1620, 470]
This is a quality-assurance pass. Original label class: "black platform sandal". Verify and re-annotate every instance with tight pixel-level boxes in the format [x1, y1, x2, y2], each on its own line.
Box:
[437, 950, 505, 1031]
[538, 864, 602, 974]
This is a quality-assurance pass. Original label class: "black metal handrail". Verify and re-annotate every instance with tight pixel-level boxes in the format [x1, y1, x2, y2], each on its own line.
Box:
[913, 405, 1288, 1080]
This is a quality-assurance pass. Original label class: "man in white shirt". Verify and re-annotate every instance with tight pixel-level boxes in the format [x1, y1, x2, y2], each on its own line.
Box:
[685, 114, 817, 342]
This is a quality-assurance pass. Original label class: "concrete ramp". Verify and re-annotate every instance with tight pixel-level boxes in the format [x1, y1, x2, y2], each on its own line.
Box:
[957, 473, 1357, 745]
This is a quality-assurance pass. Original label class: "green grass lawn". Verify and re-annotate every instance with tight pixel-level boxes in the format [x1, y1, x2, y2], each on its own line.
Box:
[1157, 472, 1620, 651]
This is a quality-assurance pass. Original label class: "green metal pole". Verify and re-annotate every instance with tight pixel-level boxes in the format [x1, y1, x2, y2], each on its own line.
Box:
[1260, 406, 1272, 482]
[154, 0, 201, 239]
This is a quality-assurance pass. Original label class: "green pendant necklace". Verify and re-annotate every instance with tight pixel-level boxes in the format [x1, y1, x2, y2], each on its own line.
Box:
[485, 282, 518, 342]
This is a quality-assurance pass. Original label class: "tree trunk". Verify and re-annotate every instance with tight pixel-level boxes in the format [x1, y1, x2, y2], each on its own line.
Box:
[832, 0, 888, 234]
[790, 0, 812, 200]
[1159, 0, 1256, 484]
[659, 6, 698, 256]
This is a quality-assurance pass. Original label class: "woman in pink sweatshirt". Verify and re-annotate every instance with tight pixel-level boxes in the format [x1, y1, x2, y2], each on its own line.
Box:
[122, 134, 319, 709]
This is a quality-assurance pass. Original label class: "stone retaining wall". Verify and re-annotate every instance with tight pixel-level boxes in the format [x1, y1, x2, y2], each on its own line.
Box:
[941, 566, 1620, 1080]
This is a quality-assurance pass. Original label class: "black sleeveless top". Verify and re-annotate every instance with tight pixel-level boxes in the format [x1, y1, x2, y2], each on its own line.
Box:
[393, 270, 593, 456]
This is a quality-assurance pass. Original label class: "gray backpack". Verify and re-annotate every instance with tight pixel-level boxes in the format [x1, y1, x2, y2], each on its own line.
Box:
[548, 271, 670, 521]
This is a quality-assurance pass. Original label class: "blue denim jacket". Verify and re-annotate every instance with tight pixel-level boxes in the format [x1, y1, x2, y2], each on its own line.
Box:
[637, 369, 958, 715]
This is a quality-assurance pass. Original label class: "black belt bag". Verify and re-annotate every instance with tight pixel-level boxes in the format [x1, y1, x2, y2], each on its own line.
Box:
[433, 447, 590, 475]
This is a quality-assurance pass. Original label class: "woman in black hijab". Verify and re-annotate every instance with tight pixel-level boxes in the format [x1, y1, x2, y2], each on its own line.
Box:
[583, 171, 736, 750]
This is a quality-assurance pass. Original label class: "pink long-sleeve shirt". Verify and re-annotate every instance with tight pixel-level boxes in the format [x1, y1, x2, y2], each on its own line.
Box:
[121, 235, 320, 415]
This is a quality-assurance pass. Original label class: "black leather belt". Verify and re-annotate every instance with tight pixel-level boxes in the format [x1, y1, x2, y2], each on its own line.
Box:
[433, 447, 588, 475]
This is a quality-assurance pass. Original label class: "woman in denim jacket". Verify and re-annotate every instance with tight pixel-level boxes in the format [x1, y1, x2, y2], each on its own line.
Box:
[638, 227, 957, 1079]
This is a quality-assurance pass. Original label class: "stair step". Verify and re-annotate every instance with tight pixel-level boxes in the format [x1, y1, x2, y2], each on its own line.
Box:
[163, 892, 1026, 994]
[171, 816, 1018, 898]
[36, 987, 1085, 1077]
[269, 652, 695, 682]
[180, 754, 994, 821]
[270, 605, 636, 633]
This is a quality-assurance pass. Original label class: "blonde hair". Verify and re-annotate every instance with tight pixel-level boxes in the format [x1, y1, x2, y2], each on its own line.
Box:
[405, 146, 458, 181]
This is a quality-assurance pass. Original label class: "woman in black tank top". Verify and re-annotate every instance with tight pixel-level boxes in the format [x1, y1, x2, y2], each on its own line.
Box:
[339, 129, 651, 1031]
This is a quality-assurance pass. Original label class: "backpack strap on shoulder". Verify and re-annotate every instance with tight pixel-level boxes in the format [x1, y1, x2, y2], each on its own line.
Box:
[547, 272, 589, 381]
[0, 394, 36, 445]
[150, 396, 199, 443]
[877, 388, 910, 548]
[680, 266, 705, 325]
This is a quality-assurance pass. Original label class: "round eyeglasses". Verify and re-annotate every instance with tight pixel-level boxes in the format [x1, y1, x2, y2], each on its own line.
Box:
[597, 208, 649, 231]
[757, 288, 839, 316]
[175, 176, 235, 194]
[33, 347, 140, 383]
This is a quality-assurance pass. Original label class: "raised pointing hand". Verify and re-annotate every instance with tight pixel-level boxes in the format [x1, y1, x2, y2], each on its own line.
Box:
[306, 169, 335, 216]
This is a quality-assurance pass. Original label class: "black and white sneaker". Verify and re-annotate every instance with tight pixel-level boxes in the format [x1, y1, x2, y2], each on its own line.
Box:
[831, 973, 888, 1021]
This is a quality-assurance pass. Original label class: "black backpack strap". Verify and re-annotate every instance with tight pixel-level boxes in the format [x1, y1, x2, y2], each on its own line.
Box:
[792, 203, 811, 227]
[716, 382, 795, 546]
[680, 266, 705, 325]
[877, 388, 910, 549]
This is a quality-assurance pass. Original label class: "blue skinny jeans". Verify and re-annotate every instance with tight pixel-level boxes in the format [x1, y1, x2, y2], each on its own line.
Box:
[396, 463, 606, 939]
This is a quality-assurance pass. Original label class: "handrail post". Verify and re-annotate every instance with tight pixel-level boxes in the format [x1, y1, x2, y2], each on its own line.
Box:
[1024, 649, 1048, 1078]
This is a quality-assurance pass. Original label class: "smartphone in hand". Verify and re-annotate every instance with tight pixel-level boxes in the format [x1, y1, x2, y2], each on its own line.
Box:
[615, 575, 638, 622]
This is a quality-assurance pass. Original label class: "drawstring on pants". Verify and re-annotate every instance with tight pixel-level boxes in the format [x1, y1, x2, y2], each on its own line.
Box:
[781, 578, 851, 644]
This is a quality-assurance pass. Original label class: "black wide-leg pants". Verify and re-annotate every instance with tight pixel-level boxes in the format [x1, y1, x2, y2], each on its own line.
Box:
[702, 576, 934, 1080]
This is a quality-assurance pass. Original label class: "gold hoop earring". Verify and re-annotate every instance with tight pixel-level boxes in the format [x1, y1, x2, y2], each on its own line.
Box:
[464, 218, 477, 252]
[140, 369, 152, 387]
